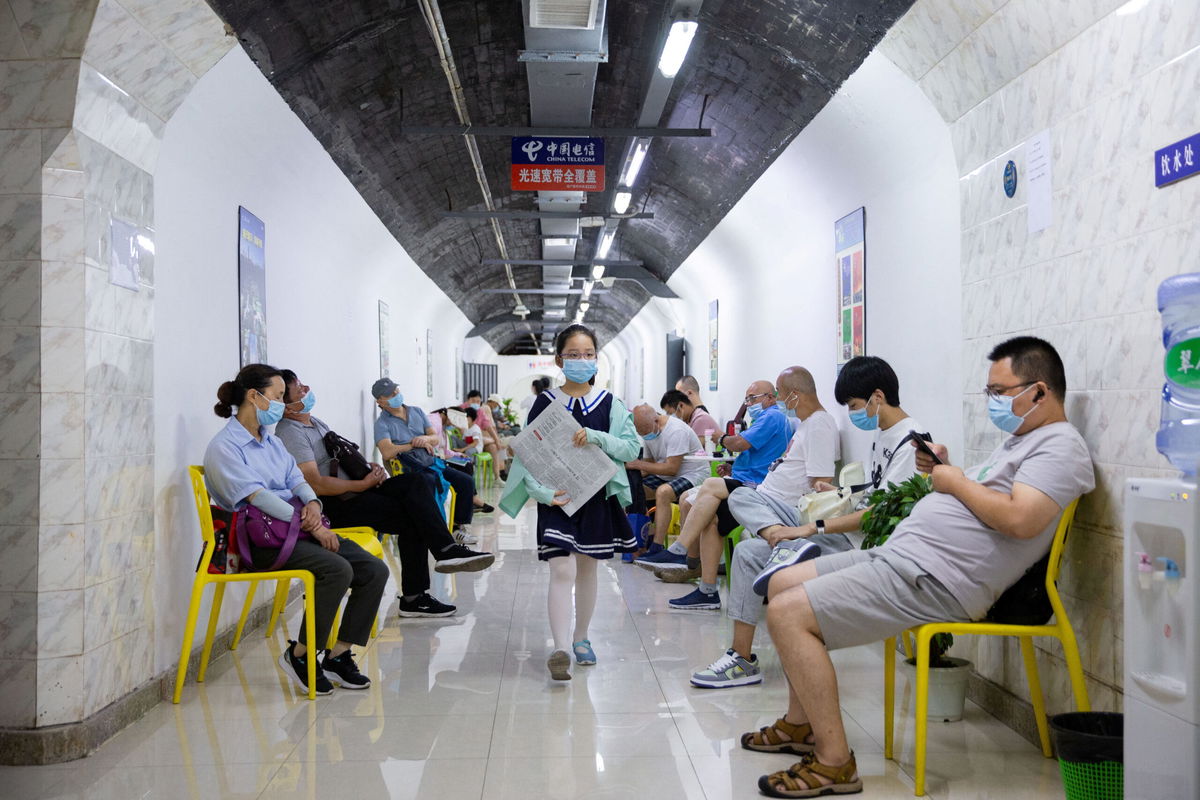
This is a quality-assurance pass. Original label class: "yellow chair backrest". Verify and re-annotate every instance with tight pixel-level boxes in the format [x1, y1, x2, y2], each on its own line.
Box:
[1043, 496, 1079, 608]
[388, 458, 404, 476]
[188, 465, 218, 573]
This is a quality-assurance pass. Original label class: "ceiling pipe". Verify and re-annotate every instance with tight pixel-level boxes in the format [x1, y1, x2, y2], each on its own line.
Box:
[417, 0, 539, 353]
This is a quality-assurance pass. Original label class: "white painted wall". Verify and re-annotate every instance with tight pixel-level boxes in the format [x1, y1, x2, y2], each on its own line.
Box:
[151, 47, 473, 670]
[615, 50, 961, 464]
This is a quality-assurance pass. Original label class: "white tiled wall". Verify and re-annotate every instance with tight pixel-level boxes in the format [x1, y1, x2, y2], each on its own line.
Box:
[880, 0, 1200, 716]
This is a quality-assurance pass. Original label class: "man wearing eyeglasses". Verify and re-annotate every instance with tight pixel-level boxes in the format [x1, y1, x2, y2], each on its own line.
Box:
[743, 336, 1094, 796]
[635, 378, 793, 595]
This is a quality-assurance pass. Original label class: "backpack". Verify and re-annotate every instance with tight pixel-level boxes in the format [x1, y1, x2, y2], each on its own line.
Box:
[322, 430, 371, 480]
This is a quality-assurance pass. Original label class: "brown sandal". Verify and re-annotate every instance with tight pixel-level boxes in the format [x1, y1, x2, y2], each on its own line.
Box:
[739, 717, 815, 755]
[758, 752, 863, 798]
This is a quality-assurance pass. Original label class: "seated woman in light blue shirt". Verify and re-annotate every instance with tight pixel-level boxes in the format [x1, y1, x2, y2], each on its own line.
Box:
[202, 363, 388, 696]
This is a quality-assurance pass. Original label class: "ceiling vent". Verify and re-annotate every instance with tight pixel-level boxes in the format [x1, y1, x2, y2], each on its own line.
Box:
[530, 0, 599, 30]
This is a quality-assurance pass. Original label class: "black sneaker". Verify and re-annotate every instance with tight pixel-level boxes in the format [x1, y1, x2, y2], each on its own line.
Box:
[278, 640, 333, 695]
[499, 468, 509, 481]
[434, 544, 495, 573]
[477, 503, 495, 514]
[397, 593, 457, 618]
[321, 649, 370, 690]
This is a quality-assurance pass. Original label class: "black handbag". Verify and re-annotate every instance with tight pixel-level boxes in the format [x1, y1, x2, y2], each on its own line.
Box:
[322, 430, 371, 480]
[984, 551, 1054, 625]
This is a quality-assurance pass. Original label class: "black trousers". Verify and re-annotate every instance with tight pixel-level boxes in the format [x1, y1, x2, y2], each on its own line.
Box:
[322, 475, 456, 596]
[248, 537, 387, 647]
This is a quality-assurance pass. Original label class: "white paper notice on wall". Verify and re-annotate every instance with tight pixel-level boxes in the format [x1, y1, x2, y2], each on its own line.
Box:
[109, 217, 141, 291]
[1026, 129, 1052, 234]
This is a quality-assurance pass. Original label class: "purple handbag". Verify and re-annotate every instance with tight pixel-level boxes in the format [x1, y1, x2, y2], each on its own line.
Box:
[235, 497, 328, 572]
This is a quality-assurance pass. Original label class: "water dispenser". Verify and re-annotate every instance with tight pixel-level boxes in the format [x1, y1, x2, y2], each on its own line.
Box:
[1123, 478, 1199, 799]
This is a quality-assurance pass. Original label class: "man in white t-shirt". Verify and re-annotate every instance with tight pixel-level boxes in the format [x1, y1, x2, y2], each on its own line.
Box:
[665, 367, 838, 612]
[692, 356, 923, 688]
[626, 404, 707, 552]
[742, 338, 1094, 797]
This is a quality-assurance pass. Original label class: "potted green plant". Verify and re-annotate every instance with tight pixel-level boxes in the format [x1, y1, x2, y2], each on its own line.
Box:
[861, 473, 973, 721]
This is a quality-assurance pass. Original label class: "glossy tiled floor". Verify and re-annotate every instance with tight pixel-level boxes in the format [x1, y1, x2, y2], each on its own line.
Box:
[3, 490, 1067, 799]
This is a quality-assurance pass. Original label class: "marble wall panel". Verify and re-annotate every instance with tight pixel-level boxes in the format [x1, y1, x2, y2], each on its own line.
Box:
[876, 0, 1007, 83]
[72, 62, 162, 173]
[0, 591, 37, 658]
[85, 394, 151, 457]
[83, 624, 151, 717]
[85, 512, 150, 587]
[40, 324, 85, 393]
[78, 132, 153, 225]
[85, 331, 153, 395]
[0, 59, 79, 129]
[0, 526, 37, 593]
[0, 129, 41, 193]
[85, 454, 153, 521]
[119, 0, 234, 77]
[39, 457, 85, 526]
[0, 458, 40, 525]
[40, 391, 85, 460]
[0, 393, 40, 458]
[36, 587, 83, 658]
[36, 653, 84, 725]
[0, 659, 37, 727]
[7, 0, 97, 59]
[41, 261, 86, 328]
[41, 194, 85, 264]
[0, 3, 29, 60]
[38, 524, 84, 591]
[0, 196, 41, 261]
[0, 261, 40, 327]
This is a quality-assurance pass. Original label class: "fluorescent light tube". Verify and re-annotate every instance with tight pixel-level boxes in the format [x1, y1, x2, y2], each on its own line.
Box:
[596, 229, 615, 260]
[591, 264, 605, 281]
[613, 191, 632, 214]
[658, 20, 697, 78]
[619, 139, 650, 186]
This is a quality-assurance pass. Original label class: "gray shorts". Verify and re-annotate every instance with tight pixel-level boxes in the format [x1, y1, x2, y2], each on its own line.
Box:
[803, 548, 970, 651]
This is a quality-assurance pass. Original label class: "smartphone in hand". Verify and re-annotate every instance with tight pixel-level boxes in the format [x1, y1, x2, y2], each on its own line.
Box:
[910, 431, 944, 465]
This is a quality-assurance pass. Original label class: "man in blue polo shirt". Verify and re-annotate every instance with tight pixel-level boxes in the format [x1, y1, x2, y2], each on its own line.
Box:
[636, 377, 792, 593]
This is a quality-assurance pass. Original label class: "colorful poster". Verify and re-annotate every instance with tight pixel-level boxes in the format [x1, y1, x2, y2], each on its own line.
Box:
[426, 329, 434, 398]
[834, 207, 866, 369]
[708, 300, 719, 391]
[378, 300, 390, 378]
[238, 207, 267, 367]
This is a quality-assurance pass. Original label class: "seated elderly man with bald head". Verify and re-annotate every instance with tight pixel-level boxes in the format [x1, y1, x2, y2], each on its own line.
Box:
[636, 375, 795, 607]
[625, 404, 710, 556]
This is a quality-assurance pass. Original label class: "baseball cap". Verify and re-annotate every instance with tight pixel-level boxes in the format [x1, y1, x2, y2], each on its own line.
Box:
[370, 377, 398, 399]
[487, 393, 504, 405]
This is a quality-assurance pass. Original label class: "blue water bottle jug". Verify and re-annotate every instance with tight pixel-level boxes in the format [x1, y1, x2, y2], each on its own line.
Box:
[1156, 273, 1200, 475]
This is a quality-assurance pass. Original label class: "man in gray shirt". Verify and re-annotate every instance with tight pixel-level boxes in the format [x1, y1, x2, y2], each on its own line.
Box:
[275, 370, 494, 619]
[625, 404, 707, 555]
[743, 337, 1095, 797]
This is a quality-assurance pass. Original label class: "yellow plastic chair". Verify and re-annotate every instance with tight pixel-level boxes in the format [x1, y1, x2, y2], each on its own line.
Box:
[883, 498, 1087, 796]
[175, 466, 318, 702]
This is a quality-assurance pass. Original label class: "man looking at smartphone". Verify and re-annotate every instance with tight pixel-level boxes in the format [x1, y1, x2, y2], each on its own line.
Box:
[741, 337, 1094, 797]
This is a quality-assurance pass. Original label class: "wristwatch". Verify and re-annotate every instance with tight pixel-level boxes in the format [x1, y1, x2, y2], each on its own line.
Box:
[815, 519, 826, 535]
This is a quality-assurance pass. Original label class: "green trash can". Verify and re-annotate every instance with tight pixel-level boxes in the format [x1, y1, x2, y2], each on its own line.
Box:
[1049, 712, 1123, 800]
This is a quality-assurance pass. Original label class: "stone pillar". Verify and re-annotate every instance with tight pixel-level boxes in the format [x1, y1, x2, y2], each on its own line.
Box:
[0, 0, 231, 759]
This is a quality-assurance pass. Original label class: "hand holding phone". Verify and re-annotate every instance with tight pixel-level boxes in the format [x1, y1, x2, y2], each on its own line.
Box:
[910, 431, 945, 468]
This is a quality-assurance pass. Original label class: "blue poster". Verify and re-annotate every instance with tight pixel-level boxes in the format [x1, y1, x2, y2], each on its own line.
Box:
[238, 207, 267, 367]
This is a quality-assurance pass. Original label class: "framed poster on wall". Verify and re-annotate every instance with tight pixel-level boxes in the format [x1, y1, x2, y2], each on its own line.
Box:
[378, 300, 390, 377]
[238, 207, 267, 367]
[708, 300, 719, 391]
[835, 207, 866, 370]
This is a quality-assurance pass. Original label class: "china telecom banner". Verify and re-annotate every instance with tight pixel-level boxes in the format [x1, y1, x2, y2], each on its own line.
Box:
[511, 136, 604, 192]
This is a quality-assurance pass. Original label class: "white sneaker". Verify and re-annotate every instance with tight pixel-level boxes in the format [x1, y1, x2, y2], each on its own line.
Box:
[453, 525, 478, 546]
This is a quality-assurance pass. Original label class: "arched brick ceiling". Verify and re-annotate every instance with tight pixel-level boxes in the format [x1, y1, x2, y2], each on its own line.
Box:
[205, 0, 914, 353]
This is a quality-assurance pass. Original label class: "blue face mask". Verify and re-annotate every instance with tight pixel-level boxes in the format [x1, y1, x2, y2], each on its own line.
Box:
[388, 392, 405, 409]
[300, 390, 316, 413]
[254, 394, 285, 427]
[470, 403, 481, 410]
[562, 358, 598, 383]
[848, 397, 879, 431]
[643, 429, 660, 442]
[988, 384, 1036, 434]
[746, 402, 763, 421]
